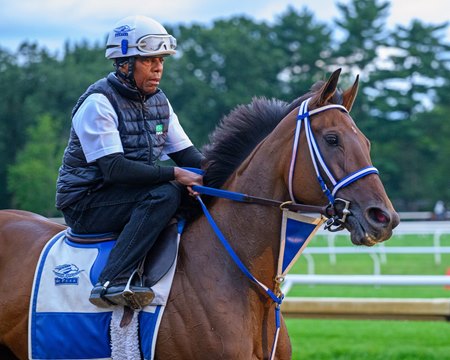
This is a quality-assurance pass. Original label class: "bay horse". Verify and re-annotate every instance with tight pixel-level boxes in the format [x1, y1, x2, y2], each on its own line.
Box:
[0, 69, 399, 359]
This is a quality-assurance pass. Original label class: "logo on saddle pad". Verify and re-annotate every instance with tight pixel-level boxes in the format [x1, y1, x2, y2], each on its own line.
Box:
[53, 263, 84, 285]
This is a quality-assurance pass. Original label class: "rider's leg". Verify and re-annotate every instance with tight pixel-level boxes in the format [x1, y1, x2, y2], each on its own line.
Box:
[62, 182, 181, 307]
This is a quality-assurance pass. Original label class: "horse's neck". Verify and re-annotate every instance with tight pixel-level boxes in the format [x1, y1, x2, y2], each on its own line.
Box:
[182, 131, 292, 289]
[232, 117, 297, 206]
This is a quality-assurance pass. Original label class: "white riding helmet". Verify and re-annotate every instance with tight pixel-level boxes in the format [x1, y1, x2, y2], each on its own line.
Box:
[105, 15, 177, 59]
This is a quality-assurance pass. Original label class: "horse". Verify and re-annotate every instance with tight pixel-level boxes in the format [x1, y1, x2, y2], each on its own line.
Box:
[0, 69, 399, 359]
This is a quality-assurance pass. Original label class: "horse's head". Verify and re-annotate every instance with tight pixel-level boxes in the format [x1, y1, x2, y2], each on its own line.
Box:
[201, 68, 398, 246]
[288, 69, 399, 246]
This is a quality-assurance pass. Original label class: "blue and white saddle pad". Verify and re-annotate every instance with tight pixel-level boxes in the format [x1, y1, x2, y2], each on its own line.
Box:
[28, 229, 180, 360]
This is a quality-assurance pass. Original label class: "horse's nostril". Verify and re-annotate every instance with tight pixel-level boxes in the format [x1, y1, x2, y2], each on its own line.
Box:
[368, 207, 390, 225]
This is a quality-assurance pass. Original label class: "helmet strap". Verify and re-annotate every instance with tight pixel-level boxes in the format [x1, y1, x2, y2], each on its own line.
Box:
[114, 57, 137, 88]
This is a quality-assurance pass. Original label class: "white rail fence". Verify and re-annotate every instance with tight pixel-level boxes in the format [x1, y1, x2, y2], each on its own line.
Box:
[282, 274, 450, 296]
[282, 220, 450, 295]
[281, 221, 450, 320]
[311, 220, 450, 267]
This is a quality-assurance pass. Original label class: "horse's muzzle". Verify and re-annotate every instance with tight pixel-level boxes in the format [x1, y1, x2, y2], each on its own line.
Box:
[343, 204, 400, 246]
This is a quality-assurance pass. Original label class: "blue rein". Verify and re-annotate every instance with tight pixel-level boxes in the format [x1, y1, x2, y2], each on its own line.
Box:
[194, 194, 283, 305]
[192, 187, 283, 360]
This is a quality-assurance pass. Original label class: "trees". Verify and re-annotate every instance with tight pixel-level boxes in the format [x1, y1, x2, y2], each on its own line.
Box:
[7, 114, 64, 216]
[373, 20, 450, 207]
[369, 20, 450, 122]
[0, 1, 449, 213]
[273, 6, 333, 96]
[0, 48, 23, 207]
[333, 0, 391, 138]
[0, 41, 107, 210]
[164, 17, 283, 146]
[334, 0, 390, 74]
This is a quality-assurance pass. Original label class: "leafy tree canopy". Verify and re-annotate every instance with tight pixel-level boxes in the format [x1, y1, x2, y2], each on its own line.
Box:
[0, 0, 448, 213]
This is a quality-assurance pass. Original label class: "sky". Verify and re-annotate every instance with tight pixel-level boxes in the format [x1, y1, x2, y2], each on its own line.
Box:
[0, 0, 449, 54]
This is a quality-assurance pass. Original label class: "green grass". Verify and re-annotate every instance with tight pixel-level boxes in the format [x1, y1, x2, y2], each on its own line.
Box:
[283, 234, 450, 359]
[288, 284, 450, 298]
[286, 318, 450, 360]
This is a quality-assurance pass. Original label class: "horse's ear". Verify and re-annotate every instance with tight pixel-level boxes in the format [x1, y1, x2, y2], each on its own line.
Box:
[342, 74, 359, 112]
[317, 68, 341, 106]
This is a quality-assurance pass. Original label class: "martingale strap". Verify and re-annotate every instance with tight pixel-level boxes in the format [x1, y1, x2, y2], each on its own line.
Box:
[191, 183, 328, 360]
[195, 195, 283, 360]
[193, 189, 327, 360]
[195, 196, 282, 304]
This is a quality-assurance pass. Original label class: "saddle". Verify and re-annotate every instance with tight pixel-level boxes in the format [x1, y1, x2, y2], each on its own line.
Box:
[66, 220, 179, 289]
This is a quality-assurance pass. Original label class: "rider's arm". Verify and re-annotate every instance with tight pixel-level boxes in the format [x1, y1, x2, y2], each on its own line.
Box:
[96, 152, 204, 186]
[168, 146, 204, 168]
[97, 153, 174, 184]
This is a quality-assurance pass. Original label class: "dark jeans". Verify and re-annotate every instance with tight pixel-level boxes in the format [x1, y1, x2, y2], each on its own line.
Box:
[62, 182, 181, 286]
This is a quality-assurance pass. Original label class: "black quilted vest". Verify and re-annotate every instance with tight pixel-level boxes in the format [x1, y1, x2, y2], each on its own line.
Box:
[56, 73, 170, 209]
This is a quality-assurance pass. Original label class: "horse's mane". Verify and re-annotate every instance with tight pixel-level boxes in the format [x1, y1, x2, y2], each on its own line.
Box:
[201, 97, 294, 188]
[202, 81, 343, 189]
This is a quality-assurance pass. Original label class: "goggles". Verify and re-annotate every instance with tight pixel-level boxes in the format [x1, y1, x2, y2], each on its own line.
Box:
[108, 34, 177, 56]
[136, 34, 177, 53]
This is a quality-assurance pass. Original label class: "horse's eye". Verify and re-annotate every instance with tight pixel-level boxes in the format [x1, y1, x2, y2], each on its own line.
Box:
[325, 134, 339, 146]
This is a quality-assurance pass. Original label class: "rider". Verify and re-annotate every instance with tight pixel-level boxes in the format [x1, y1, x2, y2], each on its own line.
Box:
[55, 15, 204, 308]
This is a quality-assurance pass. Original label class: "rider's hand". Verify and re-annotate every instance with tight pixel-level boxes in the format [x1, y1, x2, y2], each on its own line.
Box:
[174, 168, 203, 196]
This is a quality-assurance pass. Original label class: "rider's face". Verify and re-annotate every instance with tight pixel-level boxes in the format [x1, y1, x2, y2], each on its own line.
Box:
[133, 56, 164, 95]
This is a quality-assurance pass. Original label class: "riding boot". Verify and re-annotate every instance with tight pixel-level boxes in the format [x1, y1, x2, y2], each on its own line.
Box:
[89, 281, 114, 308]
[89, 257, 154, 309]
[103, 258, 154, 309]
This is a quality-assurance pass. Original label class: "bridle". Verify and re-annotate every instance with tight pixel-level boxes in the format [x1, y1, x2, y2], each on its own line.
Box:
[288, 98, 379, 231]
[192, 98, 379, 231]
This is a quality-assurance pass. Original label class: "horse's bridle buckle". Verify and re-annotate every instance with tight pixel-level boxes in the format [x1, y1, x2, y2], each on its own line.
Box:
[324, 198, 351, 232]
